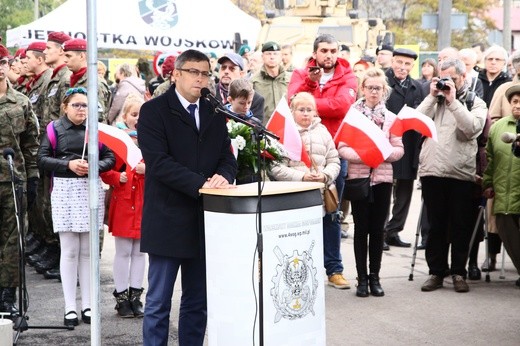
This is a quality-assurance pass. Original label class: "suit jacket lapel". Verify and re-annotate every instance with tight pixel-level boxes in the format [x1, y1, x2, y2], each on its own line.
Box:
[167, 87, 199, 132]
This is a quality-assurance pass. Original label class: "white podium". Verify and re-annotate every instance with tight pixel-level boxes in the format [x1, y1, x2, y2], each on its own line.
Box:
[201, 181, 326, 346]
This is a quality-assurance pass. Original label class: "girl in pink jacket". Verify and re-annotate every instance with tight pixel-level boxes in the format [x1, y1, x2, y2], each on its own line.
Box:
[338, 68, 404, 298]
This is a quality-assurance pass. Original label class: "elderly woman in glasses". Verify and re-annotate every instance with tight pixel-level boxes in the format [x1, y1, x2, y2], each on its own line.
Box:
[37, 87, 115, 327]
[338, 68, 403, 298]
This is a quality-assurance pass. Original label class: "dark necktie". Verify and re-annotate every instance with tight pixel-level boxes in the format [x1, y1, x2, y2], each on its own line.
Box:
[187, 104, 198, 128]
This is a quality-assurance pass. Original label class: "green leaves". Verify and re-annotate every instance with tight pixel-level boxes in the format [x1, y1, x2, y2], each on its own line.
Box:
[1, 0, 66, 47]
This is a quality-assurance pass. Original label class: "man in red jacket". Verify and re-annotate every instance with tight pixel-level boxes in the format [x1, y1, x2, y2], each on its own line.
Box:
[287, 33, 357, 289]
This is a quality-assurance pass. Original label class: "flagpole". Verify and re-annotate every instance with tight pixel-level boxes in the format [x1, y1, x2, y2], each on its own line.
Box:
[86, 0, 101, 345]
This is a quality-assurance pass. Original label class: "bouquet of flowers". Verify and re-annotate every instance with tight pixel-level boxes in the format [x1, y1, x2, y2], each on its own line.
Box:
[227, 120, 285, 184]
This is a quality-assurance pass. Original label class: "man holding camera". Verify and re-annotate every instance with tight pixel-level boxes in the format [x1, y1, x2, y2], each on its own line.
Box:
[384, 48, 426, 249]
[417, 58, 487, 293]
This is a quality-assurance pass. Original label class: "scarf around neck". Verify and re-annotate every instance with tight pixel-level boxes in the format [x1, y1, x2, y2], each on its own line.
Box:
[354, 99, 386, 128]
[70, 67, 87, 87]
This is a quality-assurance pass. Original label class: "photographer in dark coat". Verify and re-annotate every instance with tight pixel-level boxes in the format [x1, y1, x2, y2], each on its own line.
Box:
[138, 49, 237, 346]
[384, 48, 426, 249]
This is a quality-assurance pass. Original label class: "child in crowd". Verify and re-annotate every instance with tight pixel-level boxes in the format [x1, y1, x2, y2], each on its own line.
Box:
[225, 78, 262, 126]
[38, 87, 115, 326]
[101, 94, 146, 318]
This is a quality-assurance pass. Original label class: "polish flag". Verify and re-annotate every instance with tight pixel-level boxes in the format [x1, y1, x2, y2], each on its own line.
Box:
[266, 98, 311, 167]
[97, 123, 143, 169]
[334, 108, 393, 168]
[390, 105, 438, 142]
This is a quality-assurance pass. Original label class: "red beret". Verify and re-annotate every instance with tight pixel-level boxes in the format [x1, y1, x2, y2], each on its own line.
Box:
[48, 32, 72, 45]
[27, 41, 47, 53]
[0, 45, 9, 59]
[161, 55, 176, 77]
[63, 38, 87, 52]
[14, 48, 26, 59]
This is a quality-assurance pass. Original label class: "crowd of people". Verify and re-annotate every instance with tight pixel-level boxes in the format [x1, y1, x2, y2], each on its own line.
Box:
[0, 29, 519, 346]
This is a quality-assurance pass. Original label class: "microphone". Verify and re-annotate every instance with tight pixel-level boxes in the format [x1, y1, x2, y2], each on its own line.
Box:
[3, 147, 15, 160]
[500, 132, 520, 144]
[200, 87, 223, 109]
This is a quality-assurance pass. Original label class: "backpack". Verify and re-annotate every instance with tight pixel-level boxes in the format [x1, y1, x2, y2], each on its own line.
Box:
[46, 120, 103, 155]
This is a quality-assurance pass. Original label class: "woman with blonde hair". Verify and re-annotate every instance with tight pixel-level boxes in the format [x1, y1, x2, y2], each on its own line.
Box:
[338, 68, 404, 297]
[270, 92, 349, 289]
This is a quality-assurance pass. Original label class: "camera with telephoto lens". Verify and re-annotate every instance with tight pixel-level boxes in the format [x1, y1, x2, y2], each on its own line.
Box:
[436, 77, 452, 91]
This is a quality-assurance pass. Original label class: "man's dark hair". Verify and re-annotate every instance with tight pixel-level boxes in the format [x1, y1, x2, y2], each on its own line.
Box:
[174, 49, 210, 70]
[313, 34, 338, 52]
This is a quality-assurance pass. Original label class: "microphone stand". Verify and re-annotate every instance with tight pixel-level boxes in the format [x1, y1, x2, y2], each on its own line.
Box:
[208, 100, 278, 346]
[2, 152, 73, 346]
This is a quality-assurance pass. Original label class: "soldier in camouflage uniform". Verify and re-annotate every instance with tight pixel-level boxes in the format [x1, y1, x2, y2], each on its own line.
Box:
[12, 48, 30, 94]
[0, 44, 40, 320]
[63, 39, 111, 123]
[151, 55, 176, 98]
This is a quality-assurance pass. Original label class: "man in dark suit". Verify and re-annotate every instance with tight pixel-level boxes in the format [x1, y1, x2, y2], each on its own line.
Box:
[138, 49, 237, 346]
[384, 48, 426, 249]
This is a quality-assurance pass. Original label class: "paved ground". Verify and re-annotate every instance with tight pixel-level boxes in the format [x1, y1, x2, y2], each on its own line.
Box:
[9, 187, 520, 345]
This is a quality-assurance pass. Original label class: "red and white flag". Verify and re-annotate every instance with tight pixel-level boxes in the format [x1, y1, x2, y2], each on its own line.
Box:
[390, 105, 438, 142]
[266, 98, 311, 167]
[334, 107, 393, 168]
[97, 123, 143, 169]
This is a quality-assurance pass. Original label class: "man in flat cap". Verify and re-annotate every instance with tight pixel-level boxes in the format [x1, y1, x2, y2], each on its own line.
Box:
[64, 38, 111, 123]
[0, 43, 40, 320]
[251, 41, 291, 124]
[384, 48, 426, 250]
[216, 52, 265, 122]
[376, 44, 394, 72]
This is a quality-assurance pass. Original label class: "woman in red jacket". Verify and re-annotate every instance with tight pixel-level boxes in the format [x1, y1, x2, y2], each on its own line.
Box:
[102, 94, 146, 318]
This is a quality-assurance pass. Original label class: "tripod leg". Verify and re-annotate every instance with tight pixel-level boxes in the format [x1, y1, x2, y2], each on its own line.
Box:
[499, 243, 506, 279]
[483, 202, 491, 283]
[409, 199, 423, 281]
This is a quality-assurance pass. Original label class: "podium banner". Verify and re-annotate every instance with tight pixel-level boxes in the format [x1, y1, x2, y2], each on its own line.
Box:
[205, 202, 325, 346]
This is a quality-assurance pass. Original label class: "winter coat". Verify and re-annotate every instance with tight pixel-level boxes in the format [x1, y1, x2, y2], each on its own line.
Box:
[417, 94, 487, 182]
[108, 76, 146, 123]
[287, 58, 357, 137]
[250, 65, 291, 124]
[269, 117, 340, 215]
[482, 115, 520, 214]
[138, 86, 237, 258]
[478, 70, 511, 108]
[101, 154, 144, 239]
[385, 69, 427, 180]
[488, 75, 520, 122]
[338, 101, 404, 184]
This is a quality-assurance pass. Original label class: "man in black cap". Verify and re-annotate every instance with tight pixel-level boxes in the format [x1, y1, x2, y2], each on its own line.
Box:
[251, 41, 291, 124]
[384, 48, 426, 249]
[215, 52, 265, 122]
[376, 44, 394, 72]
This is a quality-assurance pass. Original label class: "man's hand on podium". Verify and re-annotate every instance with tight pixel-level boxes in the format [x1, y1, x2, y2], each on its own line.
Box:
[202, 174, 237, 189]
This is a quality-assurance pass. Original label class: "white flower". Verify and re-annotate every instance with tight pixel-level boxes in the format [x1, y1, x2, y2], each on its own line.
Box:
[235, 135, 246, 150]
[226, 121, 233, 132]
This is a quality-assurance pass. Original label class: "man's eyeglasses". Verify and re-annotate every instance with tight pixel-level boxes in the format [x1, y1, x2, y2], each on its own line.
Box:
[486, 57, 505, 62]
[65, 87, 88, 97]
[177, 68, 211, 79]
[364, 86, 383, 92]
[70, 103, 88, 110]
